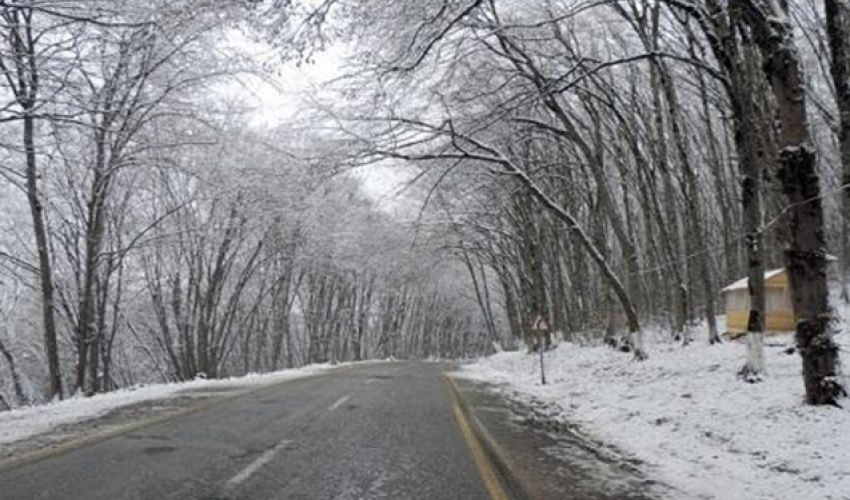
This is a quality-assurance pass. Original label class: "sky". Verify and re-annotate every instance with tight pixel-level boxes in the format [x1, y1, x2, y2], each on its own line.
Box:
[217, 30, 344, 127]
[217, 30, 416, 213]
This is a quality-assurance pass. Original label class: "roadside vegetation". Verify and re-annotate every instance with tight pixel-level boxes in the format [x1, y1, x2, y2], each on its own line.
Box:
[0, 0, 847, 421]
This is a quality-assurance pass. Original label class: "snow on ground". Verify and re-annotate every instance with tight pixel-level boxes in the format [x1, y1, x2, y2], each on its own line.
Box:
[0, 364, 337, 447]
[459, 328, 850, 500]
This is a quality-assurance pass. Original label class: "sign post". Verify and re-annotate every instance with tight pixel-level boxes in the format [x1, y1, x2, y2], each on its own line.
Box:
[530, 315, 551, 385]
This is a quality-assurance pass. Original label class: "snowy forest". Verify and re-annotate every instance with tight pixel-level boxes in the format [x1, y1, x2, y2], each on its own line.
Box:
[0, 0, 846, 410]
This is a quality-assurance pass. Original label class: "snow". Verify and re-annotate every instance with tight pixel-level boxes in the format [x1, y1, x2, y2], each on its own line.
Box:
[0, 364, 337, 447]
[721, 268, 786, 292]
[722, 255, 838, 292]
[458, 328, 850, 500]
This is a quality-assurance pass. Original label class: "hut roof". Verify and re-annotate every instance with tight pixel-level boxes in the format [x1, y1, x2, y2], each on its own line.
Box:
[721, 255, 837, 294]
[722, 268, 786, 293]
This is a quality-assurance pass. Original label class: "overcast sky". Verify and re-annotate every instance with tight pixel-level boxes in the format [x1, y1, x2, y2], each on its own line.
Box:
[217, 31, 416, 214]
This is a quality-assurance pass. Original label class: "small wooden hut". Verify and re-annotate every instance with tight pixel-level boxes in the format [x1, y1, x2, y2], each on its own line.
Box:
[722, 268, 795, 333]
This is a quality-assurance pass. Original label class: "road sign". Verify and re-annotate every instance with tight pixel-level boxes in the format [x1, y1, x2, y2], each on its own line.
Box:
[531, 315, 551, 333]
[529, 315, 550, 386]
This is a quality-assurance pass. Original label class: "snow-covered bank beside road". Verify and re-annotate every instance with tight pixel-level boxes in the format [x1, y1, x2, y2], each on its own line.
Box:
[0, 364, 336, 447]
[458, 333, 850, 500]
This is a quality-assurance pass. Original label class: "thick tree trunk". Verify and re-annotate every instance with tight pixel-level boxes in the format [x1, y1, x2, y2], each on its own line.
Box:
[744, 2, 847, 405]
[777, 146, 845, 403]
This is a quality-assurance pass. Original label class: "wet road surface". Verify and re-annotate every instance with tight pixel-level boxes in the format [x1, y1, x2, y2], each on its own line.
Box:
[0, 362, 662, 500]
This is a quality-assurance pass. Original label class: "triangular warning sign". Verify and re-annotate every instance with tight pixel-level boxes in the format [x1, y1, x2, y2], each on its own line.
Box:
[531, 316, 551, 332]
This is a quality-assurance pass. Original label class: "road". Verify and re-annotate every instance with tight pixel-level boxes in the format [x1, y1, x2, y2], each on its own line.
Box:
[0, 362, 511, 500]
[0, 362, 661, 500]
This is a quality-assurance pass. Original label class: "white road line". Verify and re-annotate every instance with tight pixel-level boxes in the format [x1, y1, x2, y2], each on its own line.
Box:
[225, 439, 291, 488]
[328, 395, 350, 412]
[365, 378, 377, 385]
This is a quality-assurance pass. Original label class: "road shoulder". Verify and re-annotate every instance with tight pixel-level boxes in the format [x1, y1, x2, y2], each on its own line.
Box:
[0, 368, 335, 472]
[447, 372, 673, 500]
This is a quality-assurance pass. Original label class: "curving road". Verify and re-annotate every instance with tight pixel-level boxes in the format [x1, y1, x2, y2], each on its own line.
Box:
[0, 362, 662, 500]
[0, 363, 504, 500]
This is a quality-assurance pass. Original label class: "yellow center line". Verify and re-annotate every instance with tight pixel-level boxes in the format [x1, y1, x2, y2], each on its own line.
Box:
[444, 374, 511, 500]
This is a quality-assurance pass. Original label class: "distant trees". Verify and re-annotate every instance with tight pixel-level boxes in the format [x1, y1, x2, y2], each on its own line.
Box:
[2, 0, 847, 408]
[0, 281, 28, 407]
[297, 0, 847, 405]
[0, 1, 490, 407]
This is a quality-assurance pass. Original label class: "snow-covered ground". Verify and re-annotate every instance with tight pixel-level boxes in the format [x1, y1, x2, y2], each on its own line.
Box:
[458, 329, 850, 500]
[0, 364, 336, 447]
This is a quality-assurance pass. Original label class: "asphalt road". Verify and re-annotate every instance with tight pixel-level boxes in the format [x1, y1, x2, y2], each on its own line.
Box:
[0, 362, 503, 500]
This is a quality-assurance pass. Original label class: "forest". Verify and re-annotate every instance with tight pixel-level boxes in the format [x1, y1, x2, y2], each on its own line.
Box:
[0, 0, 846, 409]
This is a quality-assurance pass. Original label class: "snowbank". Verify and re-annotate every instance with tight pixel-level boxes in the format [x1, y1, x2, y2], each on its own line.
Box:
[458, 333, 850, 500]
[0, 364, 335, 447]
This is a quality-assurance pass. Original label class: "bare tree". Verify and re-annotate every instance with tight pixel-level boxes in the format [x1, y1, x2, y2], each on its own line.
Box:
[826, 0, 850, 303]
[0, 3, 65, 399]
[739, 0, 846, 405]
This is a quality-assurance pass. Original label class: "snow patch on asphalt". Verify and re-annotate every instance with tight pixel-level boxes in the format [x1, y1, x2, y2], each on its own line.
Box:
[458, 329, 850, 500]
[0, 364, 335, 446]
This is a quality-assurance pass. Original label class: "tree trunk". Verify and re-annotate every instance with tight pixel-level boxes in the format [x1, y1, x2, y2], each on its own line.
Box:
[826, 0, 850, 303]
[740, 154, 766, 382]
[0, 336, 28, 405]
[461, 247, 499, 349]
[24, 112, 63, 400]
[744, 1, 847, 404]
[78, 165, 110, 394]
[508, 164, 646, 359]
[695, 57, 725, 345]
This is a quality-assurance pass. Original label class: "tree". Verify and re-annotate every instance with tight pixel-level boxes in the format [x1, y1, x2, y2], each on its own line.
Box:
[825, 0, 850, 303]
[0, 3, 65, 400]
[739, 0, 846, 405]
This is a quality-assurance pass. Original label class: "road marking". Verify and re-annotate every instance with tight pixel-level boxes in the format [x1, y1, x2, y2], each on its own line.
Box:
[225, 439, 291, 488]
[328, 395, 350, 412]
[0, 366, 354, 473]
[444, 375, 511, 500]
